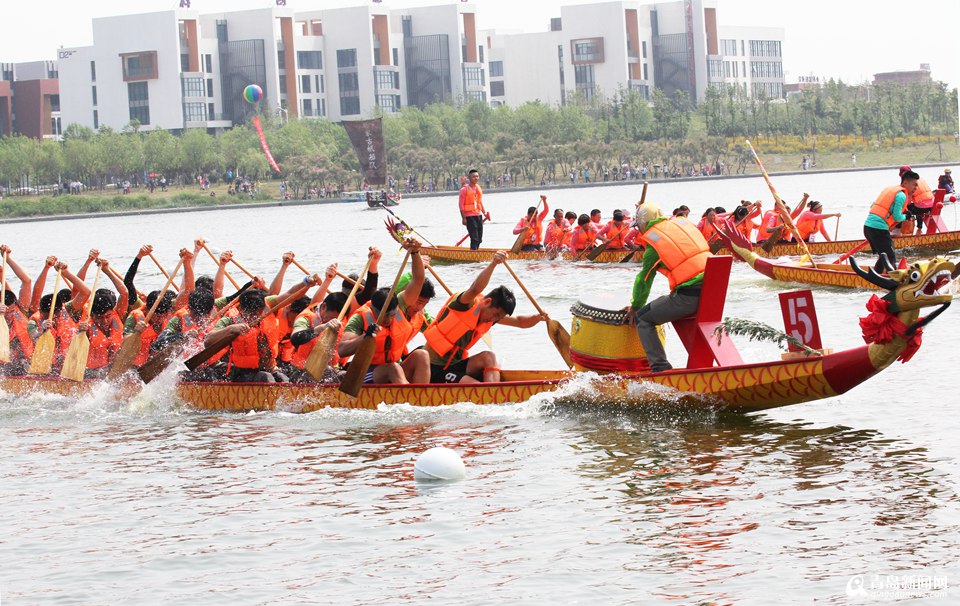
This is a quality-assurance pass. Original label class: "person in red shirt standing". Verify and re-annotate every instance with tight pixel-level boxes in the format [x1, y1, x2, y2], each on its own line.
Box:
[459, 168, 491, 250]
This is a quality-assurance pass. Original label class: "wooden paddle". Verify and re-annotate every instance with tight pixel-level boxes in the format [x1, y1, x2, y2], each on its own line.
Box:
[60, 266, 102, 382]
[230, 258, 255, 280]
[138, 283, 253, 384]
[0, 250, 9, 363]
[510, 196, 545, 255]
[834, 216, 840, 242]
[746, 140, 817, 268]
[184, 282, 310, 372]
[28, 269, 62, 375]
[305, 256, 373, 381]
[149, 252, 180, 293]
[201, 243, 240, 289]
[107, 258, 183, 381]
[339, 251, 411, 397]
[501, 259, 573, 368]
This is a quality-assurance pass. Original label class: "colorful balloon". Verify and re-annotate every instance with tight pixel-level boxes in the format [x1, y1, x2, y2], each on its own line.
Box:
[242, 84, 263, 104]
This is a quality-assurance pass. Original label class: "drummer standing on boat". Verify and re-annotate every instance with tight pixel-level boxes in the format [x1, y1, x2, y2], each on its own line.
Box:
[624, 203, 711, 373]
[460, 169, 490, 250]
[864, 169, 919, 272]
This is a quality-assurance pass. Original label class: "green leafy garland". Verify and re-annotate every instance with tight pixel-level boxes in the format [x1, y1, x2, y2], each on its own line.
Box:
[714, 318, 817, 354]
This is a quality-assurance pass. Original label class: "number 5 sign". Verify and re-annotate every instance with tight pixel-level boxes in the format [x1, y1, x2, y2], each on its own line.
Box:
[779, 290, 822, 351]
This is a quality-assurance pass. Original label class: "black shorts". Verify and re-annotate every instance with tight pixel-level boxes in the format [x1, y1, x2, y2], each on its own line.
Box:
[430, 359, 470, 384]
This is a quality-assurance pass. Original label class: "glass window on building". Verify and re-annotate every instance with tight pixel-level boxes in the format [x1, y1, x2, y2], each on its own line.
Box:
[464, 66, 484, 87]
[301, 74, 312, 93]
[489, 61, 503, 78]
[208, 103, 215, 120]
[721, 39, 737, 56]
[128, 81, 150, 124]
[392, 48, 399, 67]
[278, 50, 286, 68]
[642, 40, 647, 59]
[297, 51, 323, 70]
[181, 54, 191, 73]
[90, 61, 96, 81]
[337, 49, 358, 69]
[377, 94, 400, 113]
[303, 98, 313, 117]
[183, 76, 205, 97]
[478, 46, 484, 64]
[93, 110, 99, 130]
[320, 75, 325, 93]
[279, 75, 286, 92]
[339, 71, 359, 93]
[123, 52, 157, 80]
[92, 86, 97, 106]
[490, 81, 504, 97]
[571, 38, 604, 63]
[574, 64, 595, 98]
[207, 78, 214, 97]
[464, 90, 486, 103]
[340, 97, 360, 115]
[184, 102, 207, 122]
[205, 54, 213, 73]
[376, 69, 397, 91]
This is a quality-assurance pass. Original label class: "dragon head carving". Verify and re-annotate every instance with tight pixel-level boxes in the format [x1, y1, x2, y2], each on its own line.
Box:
[850, 256, 955, 313]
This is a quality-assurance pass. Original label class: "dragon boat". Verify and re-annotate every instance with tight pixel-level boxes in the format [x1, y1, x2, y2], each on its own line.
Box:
[0, 256, 952, 414]
[716, 215, 960, 290]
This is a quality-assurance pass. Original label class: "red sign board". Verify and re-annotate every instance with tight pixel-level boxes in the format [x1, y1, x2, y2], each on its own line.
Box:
[779, 290, 822, 351]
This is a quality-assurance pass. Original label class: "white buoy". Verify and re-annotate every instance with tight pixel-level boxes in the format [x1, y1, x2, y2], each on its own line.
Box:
[413, 447, 466, 481]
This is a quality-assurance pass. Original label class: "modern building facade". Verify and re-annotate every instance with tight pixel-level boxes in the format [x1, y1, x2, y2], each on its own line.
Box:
[56, 2, 486, 133]
[0, 61, 61, 139]
[486, 0, 784, 107]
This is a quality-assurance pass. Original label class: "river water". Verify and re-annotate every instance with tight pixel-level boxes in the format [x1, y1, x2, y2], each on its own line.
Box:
[2, 167, 958, 604]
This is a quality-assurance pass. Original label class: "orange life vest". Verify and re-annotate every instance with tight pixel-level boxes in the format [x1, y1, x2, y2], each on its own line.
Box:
[6, 306, 34, 360]
[87, 310, 124, 369]
[756, 210, 780, 241]
[274, 309, 295, 363]
[350, 302, 412, 365]
[573, 225, 597, 251]
[290, 309, 345, 369]
[517, 216, 544, 246]
[544, 221, 567, 248]
[869, 185, 907, 229]
[228, 318, 279, 370]
[641, 218, 711, 290]
[795, 212, 822, 242]
[54, 307, 78, 362]
[604, 221, 630, 249]
[698, 219, 717, 242]
[171, 307, 223, 365]
[460, 185, 484, 215]
[129, 309, 164, 367]
[423, 294, 493, 368]
[913, 178, 934, 209]
[737, 218, 757, 242]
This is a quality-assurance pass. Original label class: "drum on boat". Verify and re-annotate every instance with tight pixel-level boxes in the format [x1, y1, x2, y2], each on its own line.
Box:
[569, 294, 664, 373]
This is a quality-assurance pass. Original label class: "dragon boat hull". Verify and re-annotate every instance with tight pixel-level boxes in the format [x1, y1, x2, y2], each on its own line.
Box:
[0, 345, 890, 414]
[752, 261, 885, 289]
[418, 230, 960, 264]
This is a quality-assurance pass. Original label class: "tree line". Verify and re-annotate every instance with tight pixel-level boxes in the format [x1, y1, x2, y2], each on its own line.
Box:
[0, 79, 955, 198]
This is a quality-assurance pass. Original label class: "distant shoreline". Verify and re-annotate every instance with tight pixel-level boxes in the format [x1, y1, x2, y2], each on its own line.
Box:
[0, 162, 952, 225]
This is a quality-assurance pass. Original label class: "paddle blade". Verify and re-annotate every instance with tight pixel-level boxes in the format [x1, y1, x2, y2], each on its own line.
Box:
[760, 227, 783, 253]
[546, 320, 573, 368]
[28, 331, 56, 375]
[107, 332, 143, 381]
[185, 331, 238, 371]
[709, 239, 725, 255]
[138, 342, 183, 384]
[619, 250, 637, 263]
[0, 321, 9, 363]
[59, 334, 90, 382]
[305, 329, 338, 381]
[339, 336, 376, 397]
[586, 241, 610, 261]
[510, 228, 529, 255]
